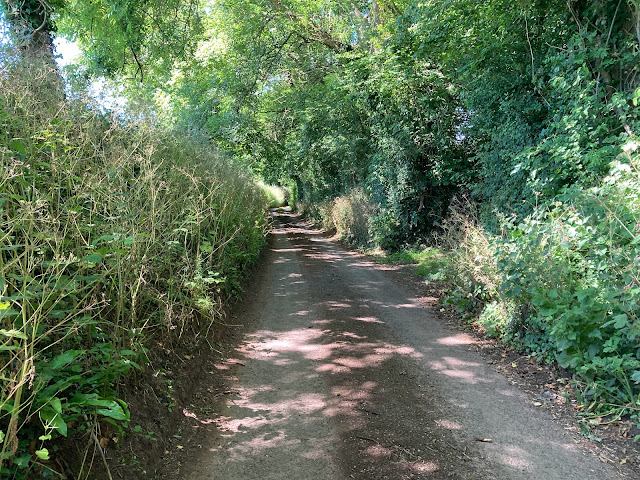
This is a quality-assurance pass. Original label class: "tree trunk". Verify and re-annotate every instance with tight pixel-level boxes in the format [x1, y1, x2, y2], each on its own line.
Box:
[3, 0, 65, 96]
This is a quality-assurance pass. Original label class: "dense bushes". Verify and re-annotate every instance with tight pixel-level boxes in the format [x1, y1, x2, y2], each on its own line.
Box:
[422, 0, 640, 417]
[0, 53, 268, 477]
[444, 146, 640, 416]
[283, 46, 472, 248]
[499, 152, 640, 407]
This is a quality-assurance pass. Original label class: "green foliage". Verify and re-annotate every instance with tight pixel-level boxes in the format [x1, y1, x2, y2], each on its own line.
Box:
[495, 150, 640, 409]
[400, 0, 639, 222]
[57, 0, 203, 81]
[145, 0, 640, 421]
[374, 246, 449, 281]
[443, 148, 640, 416]
[362, 45, 472, 246]
[477, 301, 517, 339]
[139, 0, 471, 246]
[5, 0, 640, 444]
[0, 52, 267, 477]
[0, 0, 64, 44]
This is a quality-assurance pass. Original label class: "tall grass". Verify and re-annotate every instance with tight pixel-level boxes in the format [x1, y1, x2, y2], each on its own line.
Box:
[257, 182, 288, 208]
[299, 188, 375, 247]
[440, 197, 501, 309]
[0, 51, 268, 478]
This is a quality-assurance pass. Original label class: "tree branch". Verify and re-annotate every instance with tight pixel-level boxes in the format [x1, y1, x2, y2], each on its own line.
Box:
[267, 0, 353, 52]
[130, 46, 144, 83]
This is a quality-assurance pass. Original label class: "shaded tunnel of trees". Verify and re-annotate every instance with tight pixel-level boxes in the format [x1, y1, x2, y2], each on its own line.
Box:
[1, 0, 639, 477]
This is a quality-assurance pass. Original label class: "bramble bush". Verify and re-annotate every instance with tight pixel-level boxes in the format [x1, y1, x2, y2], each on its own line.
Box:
[0, 51, 268, 478]
[495, 147, 640, 413]
[444, 145, 640, 421]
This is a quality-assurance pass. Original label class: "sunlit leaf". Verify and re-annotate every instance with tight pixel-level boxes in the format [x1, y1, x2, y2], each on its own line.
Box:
[35, 448, 50, 460]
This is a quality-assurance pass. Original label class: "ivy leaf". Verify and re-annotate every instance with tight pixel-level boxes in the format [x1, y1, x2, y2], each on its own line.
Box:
[13, 453, 31, 467]
[35, 448, 50, 460]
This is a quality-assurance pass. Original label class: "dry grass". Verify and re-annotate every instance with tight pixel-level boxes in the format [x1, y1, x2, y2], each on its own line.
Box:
[0, 50, 268, 477]
[440, 196, 501, 301]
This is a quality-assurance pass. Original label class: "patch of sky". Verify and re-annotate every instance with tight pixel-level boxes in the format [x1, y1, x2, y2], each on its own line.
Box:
[53, 36, 80, 67]
[0, 8, 10, 53]
[52, 35, 127, 114]
[1, 8, 137, 120]
[0, 10, 8, 44]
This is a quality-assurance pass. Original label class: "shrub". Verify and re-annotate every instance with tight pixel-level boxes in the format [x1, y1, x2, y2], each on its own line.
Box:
[440, 197, 502, 314]
[477, 301, 517, 339]
[496, 145, 640, 409]
[445, 147, 640, 415]
[297, 188, 375, 247]
[316, 200, 335, 233]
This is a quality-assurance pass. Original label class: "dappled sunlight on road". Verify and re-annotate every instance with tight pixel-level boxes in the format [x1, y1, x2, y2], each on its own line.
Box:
[198, 267, 454, 476]
[500, 445, 533, 469]
[437, 333, 478, 346]
[354, 316, 385, 324]
[435, 419, 462, 430]
[189, 210, 618, 480]
[428, 357, 490, 385]
[238, 324, 424, 369]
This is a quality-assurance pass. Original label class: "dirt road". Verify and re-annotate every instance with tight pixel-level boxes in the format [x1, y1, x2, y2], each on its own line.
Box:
[186, 210, 622, 479]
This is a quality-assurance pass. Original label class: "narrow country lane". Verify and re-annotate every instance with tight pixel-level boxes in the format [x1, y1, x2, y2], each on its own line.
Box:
[187, 210, 621, 480]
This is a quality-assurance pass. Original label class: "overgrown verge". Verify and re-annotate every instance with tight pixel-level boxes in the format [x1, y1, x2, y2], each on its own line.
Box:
[0, 53, 268, 479]
[425, 145, 640, 434]
[296, 188, 375, 248]
[258, 182, 288, 208]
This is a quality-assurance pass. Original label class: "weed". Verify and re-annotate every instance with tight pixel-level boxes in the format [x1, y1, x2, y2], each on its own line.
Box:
[438, 153, 640, 423]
